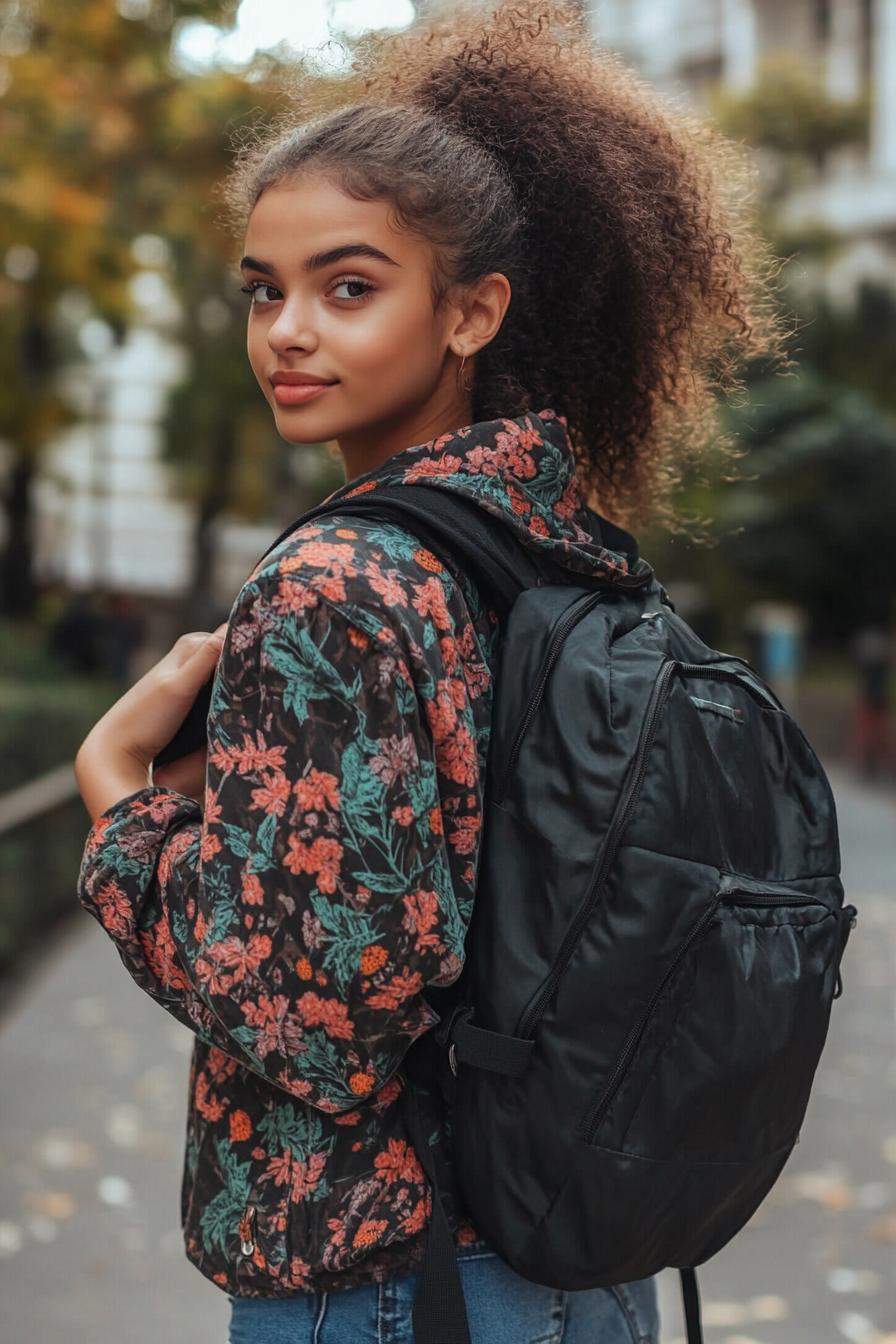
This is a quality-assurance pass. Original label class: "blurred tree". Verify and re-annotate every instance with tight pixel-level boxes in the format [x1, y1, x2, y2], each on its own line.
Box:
[0, 0, 359, 623]
[715, 372, 896, 640]
[710, 55, 870, 203]
[640, 54, 891, 653]
[0, 0, 238, 614]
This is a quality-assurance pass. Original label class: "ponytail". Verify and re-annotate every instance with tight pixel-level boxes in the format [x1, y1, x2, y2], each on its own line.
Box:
[219, 1, 788, 537]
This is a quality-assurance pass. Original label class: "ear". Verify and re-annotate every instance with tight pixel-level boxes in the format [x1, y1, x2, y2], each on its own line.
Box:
[449, 272, 512, 357]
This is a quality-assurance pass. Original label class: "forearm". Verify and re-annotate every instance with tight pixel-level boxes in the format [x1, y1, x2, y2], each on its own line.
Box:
[74, 735, 151, 823]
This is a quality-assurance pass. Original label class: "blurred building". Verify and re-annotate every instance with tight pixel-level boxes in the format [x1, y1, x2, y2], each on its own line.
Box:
[33, 284, 280, 636]
[589, 0, 896, 298]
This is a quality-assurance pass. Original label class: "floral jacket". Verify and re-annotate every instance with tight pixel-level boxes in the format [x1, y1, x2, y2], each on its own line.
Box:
[76, 406, 637, 1298]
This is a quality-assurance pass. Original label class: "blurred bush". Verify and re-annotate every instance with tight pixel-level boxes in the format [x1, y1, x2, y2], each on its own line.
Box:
[0, 617, 119, 985]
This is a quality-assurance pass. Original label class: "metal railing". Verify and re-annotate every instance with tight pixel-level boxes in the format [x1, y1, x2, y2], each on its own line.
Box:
[0, 764, 80, 837]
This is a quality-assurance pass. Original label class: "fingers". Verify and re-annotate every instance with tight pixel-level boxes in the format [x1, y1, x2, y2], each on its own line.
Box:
[168, 624, 228, 680]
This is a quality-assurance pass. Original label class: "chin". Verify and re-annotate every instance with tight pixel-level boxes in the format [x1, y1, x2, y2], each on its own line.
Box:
[273, 407, 339, 444]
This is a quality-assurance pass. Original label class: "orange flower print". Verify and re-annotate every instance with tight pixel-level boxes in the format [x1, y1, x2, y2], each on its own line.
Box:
[402, 890, 442, 950]
[347, 625, 369, 649]
[449, 813, 481, 856]
[405, 453, 463, 482]
[374, 1138, 424, 1186]
[528, 513, 550, 538]
[438, 723, 478, 789]
[138, 918, 190, 992]
[411, 576, 453, 632]
[295, 957, 313, 980]
[290, 1151, 328, 1204]
[230, 731, 287, 777]
[428, 806, 443, 835]
[288, 539, 358, 576]
[333, 1110, 361, 1126]
[242, 872, 264, 905]
[229, 1109, 252, 1143]
[414, 547, 443, 573]
[195, 1070, 227, 1122]
[344, 477, 379, 497]
[297, 992, 354, 1040]
[289, 1256, 311, 1286]
[284, 835, 343, 893]
[365, 968, 423, 1011]
[373, 1075, 403, 1110]
[272, 574, 322, 611]
[400, 1198, 429, 1236]
[359, 944, 389, 975]
[349, 1071, 376, 1096]
[367, 565, 409, 608]
[294, 769, 341, 813]
[93, 879, 134, 940]
[250, 770, 292, 817]
[391, 805, 414, 826]
[507, 482, 531, 516]
[352, 1219, 388, 1248]
[199, 830, 222, 863]
[334, 529, 358, 539]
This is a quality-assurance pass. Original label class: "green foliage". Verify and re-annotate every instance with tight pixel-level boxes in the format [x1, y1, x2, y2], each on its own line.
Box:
[0, 636, 120, 981]
[710, 55, 869, 179]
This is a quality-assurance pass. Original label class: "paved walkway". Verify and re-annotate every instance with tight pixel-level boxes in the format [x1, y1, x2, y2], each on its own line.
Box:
[1, 763, 894, 1343]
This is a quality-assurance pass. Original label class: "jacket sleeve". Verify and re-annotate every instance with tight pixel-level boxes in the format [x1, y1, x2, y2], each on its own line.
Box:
[76, 545, 488, 1113]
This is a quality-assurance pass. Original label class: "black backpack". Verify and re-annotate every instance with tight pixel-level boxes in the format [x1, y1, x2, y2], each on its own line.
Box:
[162, 482, 858, 1344]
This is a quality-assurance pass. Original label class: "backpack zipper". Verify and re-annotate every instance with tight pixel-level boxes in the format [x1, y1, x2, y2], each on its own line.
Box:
[515, 658, 777, 1041]
[580, 887, 830, 1143]
[516, 655, 679, 1039]
[498, 589, 605, 800]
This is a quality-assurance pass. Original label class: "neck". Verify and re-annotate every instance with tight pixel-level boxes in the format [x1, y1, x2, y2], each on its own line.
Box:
[335, 390, 474, 485]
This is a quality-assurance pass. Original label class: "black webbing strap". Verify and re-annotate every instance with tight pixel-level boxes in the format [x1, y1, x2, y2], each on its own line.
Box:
[402, 1081, 472, 1344]
[450, 1015, 533, 1077]
[680, 1267, 704, 1344]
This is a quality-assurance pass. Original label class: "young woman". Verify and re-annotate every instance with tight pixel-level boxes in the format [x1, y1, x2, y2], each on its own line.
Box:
[74, 3, 785, 1340]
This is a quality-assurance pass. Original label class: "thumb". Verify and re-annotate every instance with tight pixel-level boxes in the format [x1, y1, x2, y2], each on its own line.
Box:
[176, 623, 228, 693]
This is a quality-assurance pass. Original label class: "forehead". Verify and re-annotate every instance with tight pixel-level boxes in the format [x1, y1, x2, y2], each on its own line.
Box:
[244, 176, 421, 263]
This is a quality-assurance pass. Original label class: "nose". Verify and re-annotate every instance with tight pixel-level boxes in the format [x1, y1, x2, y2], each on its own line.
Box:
[266, 296, 319, 355]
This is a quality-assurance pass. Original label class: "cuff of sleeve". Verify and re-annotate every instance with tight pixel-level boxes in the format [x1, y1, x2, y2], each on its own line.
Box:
[83, 784, 202, 858]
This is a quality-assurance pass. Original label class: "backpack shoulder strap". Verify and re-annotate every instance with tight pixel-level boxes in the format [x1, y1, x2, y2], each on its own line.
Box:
[257, 484, 653, 623]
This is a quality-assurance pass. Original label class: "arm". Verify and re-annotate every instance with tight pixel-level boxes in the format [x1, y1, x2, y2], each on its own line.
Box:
[77, 554, 485, 1113]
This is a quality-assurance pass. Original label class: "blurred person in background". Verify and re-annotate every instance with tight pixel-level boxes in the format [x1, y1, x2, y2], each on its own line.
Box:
[850, 621, 893, 780]
[70, 3, 789, 1341]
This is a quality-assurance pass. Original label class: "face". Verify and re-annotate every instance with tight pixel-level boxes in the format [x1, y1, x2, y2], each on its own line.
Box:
[241, 174, 508, 480]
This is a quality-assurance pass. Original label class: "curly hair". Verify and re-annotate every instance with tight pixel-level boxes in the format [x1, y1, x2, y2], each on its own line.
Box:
[218, 0, 789, 537]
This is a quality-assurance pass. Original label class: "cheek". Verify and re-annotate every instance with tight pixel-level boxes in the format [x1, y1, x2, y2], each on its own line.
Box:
[338, 298, 440, 374]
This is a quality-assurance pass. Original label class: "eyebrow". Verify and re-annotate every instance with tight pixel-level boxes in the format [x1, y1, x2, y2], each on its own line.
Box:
[239, 243, 401, 275]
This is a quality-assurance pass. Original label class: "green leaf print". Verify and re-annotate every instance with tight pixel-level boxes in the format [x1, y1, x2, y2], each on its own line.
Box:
[295, 1029, 356, 1106]
[311, 894, 382, 992]
[340, 741, 387, 814]
[221, 823, 250, 859]
[198, 1138, 252, 1254]
[257, 1102, 332, 1156]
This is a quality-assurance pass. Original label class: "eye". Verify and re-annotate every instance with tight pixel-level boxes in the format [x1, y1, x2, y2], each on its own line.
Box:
[240, 280, 280, 306]
[328, 275, 376, 303]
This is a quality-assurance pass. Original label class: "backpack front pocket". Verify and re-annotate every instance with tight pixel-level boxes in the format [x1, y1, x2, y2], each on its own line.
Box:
[578, 871, 856, 1163]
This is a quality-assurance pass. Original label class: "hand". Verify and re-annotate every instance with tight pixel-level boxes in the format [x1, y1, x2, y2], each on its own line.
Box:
[75, 625, 227, 821]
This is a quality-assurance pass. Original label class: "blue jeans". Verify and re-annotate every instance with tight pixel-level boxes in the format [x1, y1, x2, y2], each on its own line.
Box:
[228, 1246, 659, 1343]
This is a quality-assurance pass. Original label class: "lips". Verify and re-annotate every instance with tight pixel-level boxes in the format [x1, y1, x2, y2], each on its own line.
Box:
[272, 380, 337, 406]
[270, 372, 337, 386]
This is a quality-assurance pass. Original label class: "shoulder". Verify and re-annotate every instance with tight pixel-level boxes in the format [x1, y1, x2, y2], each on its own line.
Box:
[226, 513, 472, 660]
